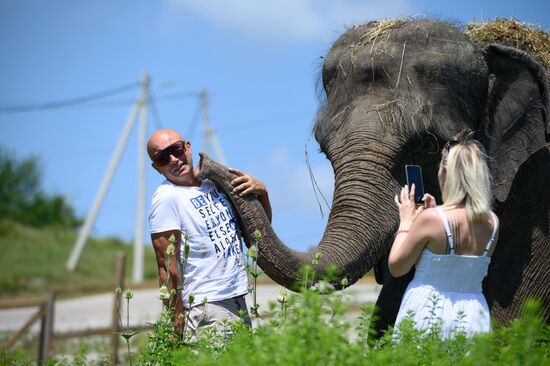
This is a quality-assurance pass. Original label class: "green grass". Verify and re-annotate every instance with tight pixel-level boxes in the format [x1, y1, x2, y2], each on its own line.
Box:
[0, 219, 158, 297]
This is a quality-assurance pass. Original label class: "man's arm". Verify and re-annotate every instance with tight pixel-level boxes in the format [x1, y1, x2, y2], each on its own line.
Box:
[228, 167, 272, 223]
[151, 229, 185, 336]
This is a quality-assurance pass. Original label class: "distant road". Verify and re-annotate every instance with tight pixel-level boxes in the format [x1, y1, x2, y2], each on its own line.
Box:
[0, 283, 381, 333]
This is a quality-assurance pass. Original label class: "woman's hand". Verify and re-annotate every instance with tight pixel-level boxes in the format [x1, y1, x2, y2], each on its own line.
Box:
[422, 193, 437, 208]
[394, 184, 425, 228]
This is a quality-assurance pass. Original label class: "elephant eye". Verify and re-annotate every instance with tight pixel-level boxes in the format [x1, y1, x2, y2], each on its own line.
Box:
[322, 67, 337, 93]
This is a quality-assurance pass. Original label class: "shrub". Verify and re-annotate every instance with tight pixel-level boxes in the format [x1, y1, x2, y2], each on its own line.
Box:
[0, 147, 81, 228]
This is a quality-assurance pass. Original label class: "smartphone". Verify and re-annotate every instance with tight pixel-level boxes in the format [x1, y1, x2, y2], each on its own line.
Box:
[405, 165, 425, 204]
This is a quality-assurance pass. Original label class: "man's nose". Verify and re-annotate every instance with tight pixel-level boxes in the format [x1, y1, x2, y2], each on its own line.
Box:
[168, 153, 179, 164]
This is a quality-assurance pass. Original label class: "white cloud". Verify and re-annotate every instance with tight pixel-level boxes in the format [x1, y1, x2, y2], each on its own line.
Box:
[164, 0, 413, 42]
[270, 145, 289, 167]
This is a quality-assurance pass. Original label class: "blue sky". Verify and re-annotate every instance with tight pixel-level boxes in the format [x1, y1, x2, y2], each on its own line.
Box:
[1, 0, 549, 256]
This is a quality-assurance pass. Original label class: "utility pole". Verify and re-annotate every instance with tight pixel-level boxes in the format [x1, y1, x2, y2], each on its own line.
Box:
[200, 90, 226, 164]
[67, 73, 149, 281]
[133, 73, 149, 283]
[66, 102, 140, 271]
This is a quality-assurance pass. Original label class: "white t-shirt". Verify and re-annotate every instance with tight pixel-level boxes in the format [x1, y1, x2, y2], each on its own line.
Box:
[148, 179, 248, 308]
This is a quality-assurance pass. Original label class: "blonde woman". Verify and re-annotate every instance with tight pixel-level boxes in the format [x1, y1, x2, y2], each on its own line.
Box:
[389, 139, 499, 339]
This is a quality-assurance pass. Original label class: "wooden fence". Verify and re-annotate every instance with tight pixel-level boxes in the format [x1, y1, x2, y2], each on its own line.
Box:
[0, 253, 156, 365]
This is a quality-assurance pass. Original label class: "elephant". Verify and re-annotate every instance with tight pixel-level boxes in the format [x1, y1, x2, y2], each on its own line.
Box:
[196, 19, 550, 335]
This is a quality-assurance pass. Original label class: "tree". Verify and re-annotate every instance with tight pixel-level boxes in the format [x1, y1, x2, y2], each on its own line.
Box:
[0, 147, 82, 228]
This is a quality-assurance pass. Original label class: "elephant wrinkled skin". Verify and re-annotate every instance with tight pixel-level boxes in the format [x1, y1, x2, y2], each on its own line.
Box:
[197, 19, 550, 334]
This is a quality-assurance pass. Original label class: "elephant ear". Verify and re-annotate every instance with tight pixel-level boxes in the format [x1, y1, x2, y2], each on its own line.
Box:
[480, 44, 550, 204]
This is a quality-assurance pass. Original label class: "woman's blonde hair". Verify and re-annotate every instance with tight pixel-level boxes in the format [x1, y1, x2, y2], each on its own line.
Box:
[441, 140, 492, 222]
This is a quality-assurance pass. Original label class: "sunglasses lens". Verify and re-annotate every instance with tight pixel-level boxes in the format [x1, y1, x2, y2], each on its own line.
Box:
[153, 153, 170, 166]
[170, 144, 185, 158]
[154, 141, 185, 166]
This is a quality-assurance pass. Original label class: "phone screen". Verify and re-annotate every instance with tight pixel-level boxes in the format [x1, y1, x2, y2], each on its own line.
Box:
[405, 165, 425, 203]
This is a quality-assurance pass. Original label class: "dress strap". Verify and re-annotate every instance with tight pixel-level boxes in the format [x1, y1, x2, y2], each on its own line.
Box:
[435, 206, 454, 254]
[484, 212, 499, 256]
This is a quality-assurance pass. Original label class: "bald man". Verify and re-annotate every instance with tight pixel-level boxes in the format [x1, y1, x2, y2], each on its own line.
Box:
[147, 129, 271, 338]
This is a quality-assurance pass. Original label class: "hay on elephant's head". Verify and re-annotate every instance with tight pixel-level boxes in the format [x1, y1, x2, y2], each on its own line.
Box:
[361, 19, 407, 43]
[348, 18, 408, 61]
[464, 18, 550, 69]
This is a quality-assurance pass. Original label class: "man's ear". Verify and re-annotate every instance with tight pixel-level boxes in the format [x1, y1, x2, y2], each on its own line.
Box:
[185, 140, 192, 152]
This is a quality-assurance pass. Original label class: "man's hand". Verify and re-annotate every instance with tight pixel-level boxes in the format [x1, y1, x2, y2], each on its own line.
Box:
[228, 167, 272, 223]
[229, 168, 267, 197]
[174, 311, 185, 339]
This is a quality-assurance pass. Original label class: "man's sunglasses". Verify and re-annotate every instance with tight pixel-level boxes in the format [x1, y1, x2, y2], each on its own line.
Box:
[152, 140, 186, 167]
[444, 140, 460, 153]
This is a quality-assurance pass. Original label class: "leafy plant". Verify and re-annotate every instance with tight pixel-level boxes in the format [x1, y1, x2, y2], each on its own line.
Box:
[246, 229, 262, 321]
[113, 288, 142, 366]
[156, 257, 548, 366]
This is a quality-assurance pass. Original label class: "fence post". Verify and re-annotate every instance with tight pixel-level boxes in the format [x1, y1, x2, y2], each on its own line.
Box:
[38, 291, 55, 364]
[111, 252, 126, 365]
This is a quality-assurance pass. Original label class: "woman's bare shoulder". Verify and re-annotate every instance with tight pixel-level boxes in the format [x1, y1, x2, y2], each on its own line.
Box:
[411, 208, 443, 234]
[411, 208, 445, 238]
[417, 207, 442, 222]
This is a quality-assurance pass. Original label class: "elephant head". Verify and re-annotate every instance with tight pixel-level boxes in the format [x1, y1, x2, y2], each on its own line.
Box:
[197, 19, 550, 332]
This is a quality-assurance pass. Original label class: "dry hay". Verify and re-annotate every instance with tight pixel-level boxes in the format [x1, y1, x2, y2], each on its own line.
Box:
[464, 18, 550, 69]
[350, 19, 407, 58]
[361, 19, 407, 44]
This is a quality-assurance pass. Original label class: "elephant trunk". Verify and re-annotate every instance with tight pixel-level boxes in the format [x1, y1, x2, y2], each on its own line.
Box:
[196, 151, 399, 289]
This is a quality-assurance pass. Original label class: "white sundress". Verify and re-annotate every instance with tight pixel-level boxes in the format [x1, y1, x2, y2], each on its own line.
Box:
[394, 207, 498, 340]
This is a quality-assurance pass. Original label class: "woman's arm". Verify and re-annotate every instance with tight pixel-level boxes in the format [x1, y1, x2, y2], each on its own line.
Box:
[388, 211, 434, 277]
[388, 184, 433, 277]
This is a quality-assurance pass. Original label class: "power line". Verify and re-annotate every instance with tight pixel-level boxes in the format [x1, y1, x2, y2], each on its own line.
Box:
[0, 89, 203, 112]
[155, 91, 202, 100]
[0, 81, 140, 114]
